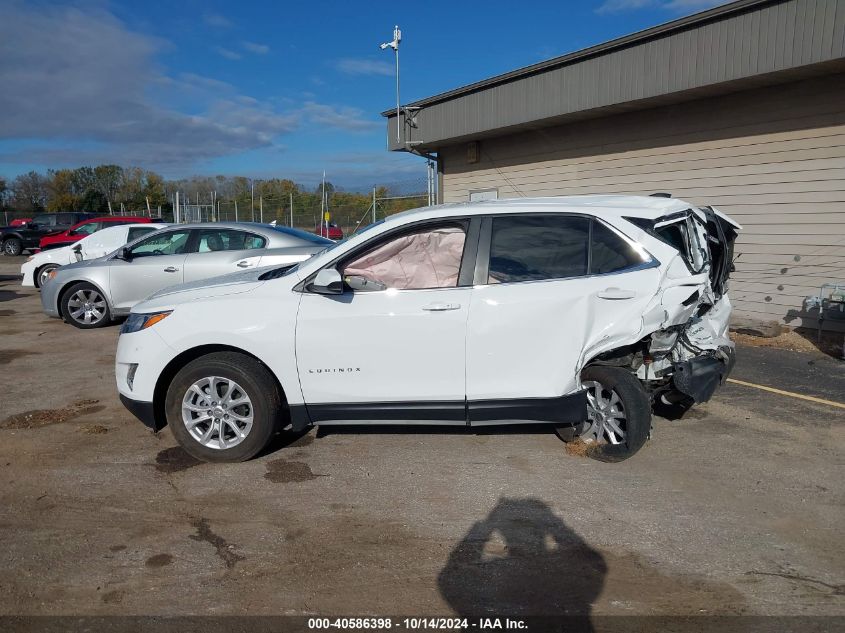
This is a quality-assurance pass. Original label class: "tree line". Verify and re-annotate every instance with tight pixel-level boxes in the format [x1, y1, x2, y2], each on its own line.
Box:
[0, 165, 426, 231]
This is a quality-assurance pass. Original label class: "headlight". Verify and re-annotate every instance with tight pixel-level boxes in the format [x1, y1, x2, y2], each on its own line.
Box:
[26, 255, 34, 262]
[120, 310, 172, 334]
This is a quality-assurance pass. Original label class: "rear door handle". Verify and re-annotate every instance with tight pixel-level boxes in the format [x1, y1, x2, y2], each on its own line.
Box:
[422, 302, 461, 311]
[596, 287, 636, 300]
[237, 260, 253, 268]
[164, 266, 179, 273]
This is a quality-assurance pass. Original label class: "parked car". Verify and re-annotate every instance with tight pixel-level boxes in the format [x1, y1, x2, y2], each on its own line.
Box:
[113, 195, 740, 463]
[315, 222, 343, 241]
[39, 216, 154, 251]
[0, 212, 99, 256]
[21, 223, 166, 288]
[40, 222, 331, 329]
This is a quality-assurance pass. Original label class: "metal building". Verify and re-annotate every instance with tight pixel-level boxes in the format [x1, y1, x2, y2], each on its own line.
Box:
[383, 0, 845, 333]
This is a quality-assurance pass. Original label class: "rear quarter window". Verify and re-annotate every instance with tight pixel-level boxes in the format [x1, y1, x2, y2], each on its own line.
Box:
[589, 221, 644, 274]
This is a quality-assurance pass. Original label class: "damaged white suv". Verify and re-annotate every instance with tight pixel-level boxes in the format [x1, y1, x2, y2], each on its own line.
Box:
[116, 195, 740, 462]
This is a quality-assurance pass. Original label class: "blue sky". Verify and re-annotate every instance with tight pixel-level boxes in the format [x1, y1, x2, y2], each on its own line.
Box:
[0, 0, 726, 190]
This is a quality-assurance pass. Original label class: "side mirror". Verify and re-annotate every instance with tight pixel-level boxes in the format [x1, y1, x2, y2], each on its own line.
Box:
[309, 268, 343, 295]
[72, 244, 83, 262]
[116, 247, 133, 262]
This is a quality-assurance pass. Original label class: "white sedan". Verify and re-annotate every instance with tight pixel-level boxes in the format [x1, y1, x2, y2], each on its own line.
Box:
[21, 223, 166, 288]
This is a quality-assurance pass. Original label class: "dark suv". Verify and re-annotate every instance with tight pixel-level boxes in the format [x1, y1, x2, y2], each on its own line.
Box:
[1, 212, 98, 255]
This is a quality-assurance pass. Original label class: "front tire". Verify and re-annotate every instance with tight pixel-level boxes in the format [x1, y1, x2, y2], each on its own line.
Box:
[35, 264, 58, 289]
[3, 238, 22, 256]
[60, 282, 111, 328]
[556, 365, 651, 462]
[165, 352, 283, 463]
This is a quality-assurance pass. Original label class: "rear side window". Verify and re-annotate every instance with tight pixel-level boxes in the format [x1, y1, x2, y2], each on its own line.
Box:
[488, 215, 589, 283]
[590, 221, 643, 274]
[197, 229, 266, 252]
[127, 226, 159, 242]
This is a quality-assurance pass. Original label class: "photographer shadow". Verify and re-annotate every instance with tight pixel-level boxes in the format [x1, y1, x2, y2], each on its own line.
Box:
[438, 498, 606, 625]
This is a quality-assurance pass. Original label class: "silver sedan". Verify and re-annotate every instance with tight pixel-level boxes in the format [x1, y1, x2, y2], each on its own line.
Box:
[40, 222, 332, 329]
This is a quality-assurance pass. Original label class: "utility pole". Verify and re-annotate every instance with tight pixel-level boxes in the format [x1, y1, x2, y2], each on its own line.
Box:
[234, 199, 238, 222]
[175, 191, 180, 223]
[372, 186, 377, 224]
[259, 196, 264, 223]
[380, 26, 402, 144]
[290, 192, 294, 227]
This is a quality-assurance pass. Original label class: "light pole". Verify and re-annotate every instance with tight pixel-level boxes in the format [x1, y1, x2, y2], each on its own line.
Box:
[380, 25, 401, 144]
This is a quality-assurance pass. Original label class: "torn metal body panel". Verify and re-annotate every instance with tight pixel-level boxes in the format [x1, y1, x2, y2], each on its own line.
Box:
[585, 205, 741, 406]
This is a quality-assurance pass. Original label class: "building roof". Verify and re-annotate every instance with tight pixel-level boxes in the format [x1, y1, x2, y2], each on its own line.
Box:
[384, 0, 845, 151]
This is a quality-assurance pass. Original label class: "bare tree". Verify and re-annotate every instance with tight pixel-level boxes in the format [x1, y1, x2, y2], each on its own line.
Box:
[12, 171, 48, 212]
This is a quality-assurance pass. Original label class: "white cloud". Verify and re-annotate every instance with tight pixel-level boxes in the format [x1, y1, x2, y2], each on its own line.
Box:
[335, 58, 394, 77]
[215, 46, 243, 60]
[203, 13, 233, 28]
[301, 102, 381, 132]
[242, 41, 270, 55]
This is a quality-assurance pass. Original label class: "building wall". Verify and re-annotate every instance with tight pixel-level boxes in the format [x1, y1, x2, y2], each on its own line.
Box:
[439, 73, 845, 332]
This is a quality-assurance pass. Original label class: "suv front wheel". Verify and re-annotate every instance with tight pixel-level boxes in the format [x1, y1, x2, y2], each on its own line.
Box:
[556, 365, 651, 462]
[165, 352, 284, 462]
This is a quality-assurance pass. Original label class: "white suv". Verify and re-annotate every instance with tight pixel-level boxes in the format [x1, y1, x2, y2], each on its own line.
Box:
[115, 196, 740, 462]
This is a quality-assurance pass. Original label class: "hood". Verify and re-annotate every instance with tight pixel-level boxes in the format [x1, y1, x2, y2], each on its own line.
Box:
[134, 266, 274, 312]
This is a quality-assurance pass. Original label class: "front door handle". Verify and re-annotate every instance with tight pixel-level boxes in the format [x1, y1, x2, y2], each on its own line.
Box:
[237, 260, 253, 268]
[422, 302, 461, 311]
[596, 287, 636, 300]
[164, 266, 179, 273]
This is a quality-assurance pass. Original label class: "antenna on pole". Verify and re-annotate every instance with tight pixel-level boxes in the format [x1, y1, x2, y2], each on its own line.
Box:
[380, 25, 401, 144]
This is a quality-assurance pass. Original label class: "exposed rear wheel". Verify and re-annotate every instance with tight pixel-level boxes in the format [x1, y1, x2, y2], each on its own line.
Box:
[165, 352, 284, 463]
[556, 365, 651, 462]
[60, 282, 111, 328]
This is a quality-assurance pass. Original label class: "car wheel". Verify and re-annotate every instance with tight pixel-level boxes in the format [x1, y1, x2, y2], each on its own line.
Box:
[165, 352, 283, 463]
[60, 282, 111, 329]
[556, 365, 651, 462]
[35, 264, 58, 289]
[3, 238, 22, 256]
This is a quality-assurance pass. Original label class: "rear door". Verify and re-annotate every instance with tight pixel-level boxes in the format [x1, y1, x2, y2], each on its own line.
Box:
[108, 229, 193, 310]
[182, 228, 267, 282]
[465, 214, 660, 424]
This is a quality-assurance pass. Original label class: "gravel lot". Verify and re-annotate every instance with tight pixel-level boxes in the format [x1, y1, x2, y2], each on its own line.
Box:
[0, 255, 842, 619]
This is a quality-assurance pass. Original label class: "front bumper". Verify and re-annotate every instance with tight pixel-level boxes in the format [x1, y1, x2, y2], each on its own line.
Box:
[119, 394, 161, 431]
[39, 279, 61, 317]
[20, 261, 35, 287]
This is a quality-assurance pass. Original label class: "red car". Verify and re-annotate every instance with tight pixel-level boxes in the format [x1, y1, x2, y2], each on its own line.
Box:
[314, 222, 343, 241]
[39, 216, 153, 251]
[10, 218, 31, 227]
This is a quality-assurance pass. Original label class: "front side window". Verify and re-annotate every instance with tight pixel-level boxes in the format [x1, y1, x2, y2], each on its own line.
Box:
[130, 230, 191, 257]
[197, 229, 266, 252]
[489, 215, 589, 283]
[32, 214, 55, 226]
[343, 224, 467, 291]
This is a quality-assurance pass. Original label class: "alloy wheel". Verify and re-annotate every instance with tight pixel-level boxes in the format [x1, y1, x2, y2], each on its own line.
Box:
[181, 376, 254, 450]
[581, 380, 628, 445]
[67, 288, 107, 325]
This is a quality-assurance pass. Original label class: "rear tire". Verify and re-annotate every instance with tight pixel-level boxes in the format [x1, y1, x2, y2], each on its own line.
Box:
[556, 365, 651, 462]
[165, 352, 283, 463]
[60, 282, 111, 329]
[3, 238, 22, 256]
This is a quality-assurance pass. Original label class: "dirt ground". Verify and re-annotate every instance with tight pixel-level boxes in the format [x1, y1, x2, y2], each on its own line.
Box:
[0, 255, 843, 620]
